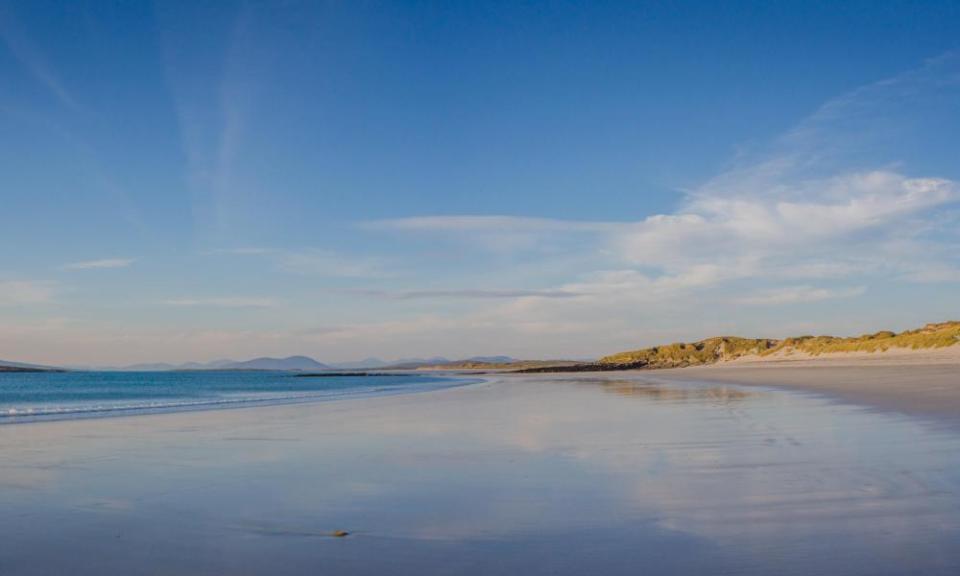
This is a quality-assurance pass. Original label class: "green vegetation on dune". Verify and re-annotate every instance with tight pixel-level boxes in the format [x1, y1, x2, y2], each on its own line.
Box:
[597, 321, 960, 369]
[768, 321, 960, 355]
[599, 337, 779, 368]
[417, 359, 581, 371]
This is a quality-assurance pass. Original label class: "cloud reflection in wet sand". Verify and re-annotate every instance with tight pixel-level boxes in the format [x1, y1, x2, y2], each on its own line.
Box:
[1, 374, 959, 575]
[591, 378, 754, 403]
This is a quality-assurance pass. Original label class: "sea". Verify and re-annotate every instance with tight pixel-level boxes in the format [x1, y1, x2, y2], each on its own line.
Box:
[0, 370, 464, 423]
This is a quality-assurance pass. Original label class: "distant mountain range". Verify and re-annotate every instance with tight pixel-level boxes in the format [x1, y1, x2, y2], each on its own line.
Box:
[107, 355, 519, 371]
[0, 359, 64, 372]
[376, 356, 519, 369]
[2, 354, 522, 372]
[117, 356, 333, 372]
[328, 356, 448, 370]
[286, 355, 519, 370]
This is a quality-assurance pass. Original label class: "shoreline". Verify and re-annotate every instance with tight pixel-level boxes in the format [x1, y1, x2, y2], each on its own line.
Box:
[5, 353, 957, 428]
[0, 372, 475, 426]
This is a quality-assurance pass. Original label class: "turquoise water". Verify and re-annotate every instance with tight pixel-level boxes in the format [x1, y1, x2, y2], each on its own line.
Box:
[0, 371, 462, 422]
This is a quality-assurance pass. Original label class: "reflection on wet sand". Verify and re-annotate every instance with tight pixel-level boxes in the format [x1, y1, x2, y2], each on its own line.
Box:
[591, 379, 753, 403]
[1, 374, 959, 575]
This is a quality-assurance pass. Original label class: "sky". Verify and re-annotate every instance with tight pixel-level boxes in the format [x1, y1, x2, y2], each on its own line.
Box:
[1, 1, 959, 366]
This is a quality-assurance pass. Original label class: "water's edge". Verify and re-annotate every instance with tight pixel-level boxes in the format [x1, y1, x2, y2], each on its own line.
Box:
[0, 372, 480, 425]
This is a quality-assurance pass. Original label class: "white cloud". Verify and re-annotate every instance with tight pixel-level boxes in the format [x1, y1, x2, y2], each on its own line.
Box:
[614, 171, 956, 273]
[0, 280, 56, 306]
[62, 258, 136, 270]
[164, 297, 278, 308]
[369, 171, 956, 296]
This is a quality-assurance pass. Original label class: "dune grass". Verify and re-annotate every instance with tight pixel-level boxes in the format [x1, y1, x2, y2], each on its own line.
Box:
[599, 321, 960, 368]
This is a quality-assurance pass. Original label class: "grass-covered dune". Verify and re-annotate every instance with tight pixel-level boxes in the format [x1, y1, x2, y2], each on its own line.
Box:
[418, 359, 581, 370]
[600, 321, 960, 369]
[599, 336, 780, 367]
[518, 321, 960, 373]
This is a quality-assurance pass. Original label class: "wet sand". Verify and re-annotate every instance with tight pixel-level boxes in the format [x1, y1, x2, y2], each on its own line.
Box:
[2, 370, 960, 575]
[653, 356, 960, 426]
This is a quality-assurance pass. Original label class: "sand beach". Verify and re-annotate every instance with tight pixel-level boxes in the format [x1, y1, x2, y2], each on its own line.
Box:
[2, 354, 959, 575]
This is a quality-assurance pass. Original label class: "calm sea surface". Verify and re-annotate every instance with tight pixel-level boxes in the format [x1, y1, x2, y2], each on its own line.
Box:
[0, 371, 461, 422]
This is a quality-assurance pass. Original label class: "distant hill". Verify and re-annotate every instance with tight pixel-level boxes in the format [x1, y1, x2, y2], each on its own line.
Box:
[330, 357, 391, 370]
[378, 356, 582, 371]
[180, 359, 236, 370]
[433, 359, 578, 370]
[0, 359, 64, 372]
[464, 355, 516, 364]
[519, 321, 960, 373]
[118, 359, 237, 371]
[392, 356, 453, 367]
[0, 365, 51, 372]
[330, 356, 519, 370]
[121, 362, 180, 371]
[222, 356, 332, 371]
[114, 356, 330, 372]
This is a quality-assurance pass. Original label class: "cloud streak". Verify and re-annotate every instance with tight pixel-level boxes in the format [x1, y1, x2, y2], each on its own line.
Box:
[62, 258, 136, 270]
[0, 3, 78, 109]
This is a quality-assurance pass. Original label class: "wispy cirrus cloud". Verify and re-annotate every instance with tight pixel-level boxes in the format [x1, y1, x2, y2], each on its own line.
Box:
[164, 297, 278, 309]
[159, 2, 275, 238]
[0, 3, 78, 109]
[62, 258, 136, 270]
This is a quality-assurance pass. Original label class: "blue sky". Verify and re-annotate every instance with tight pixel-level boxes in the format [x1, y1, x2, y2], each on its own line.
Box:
[1, 1, 959, 365]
